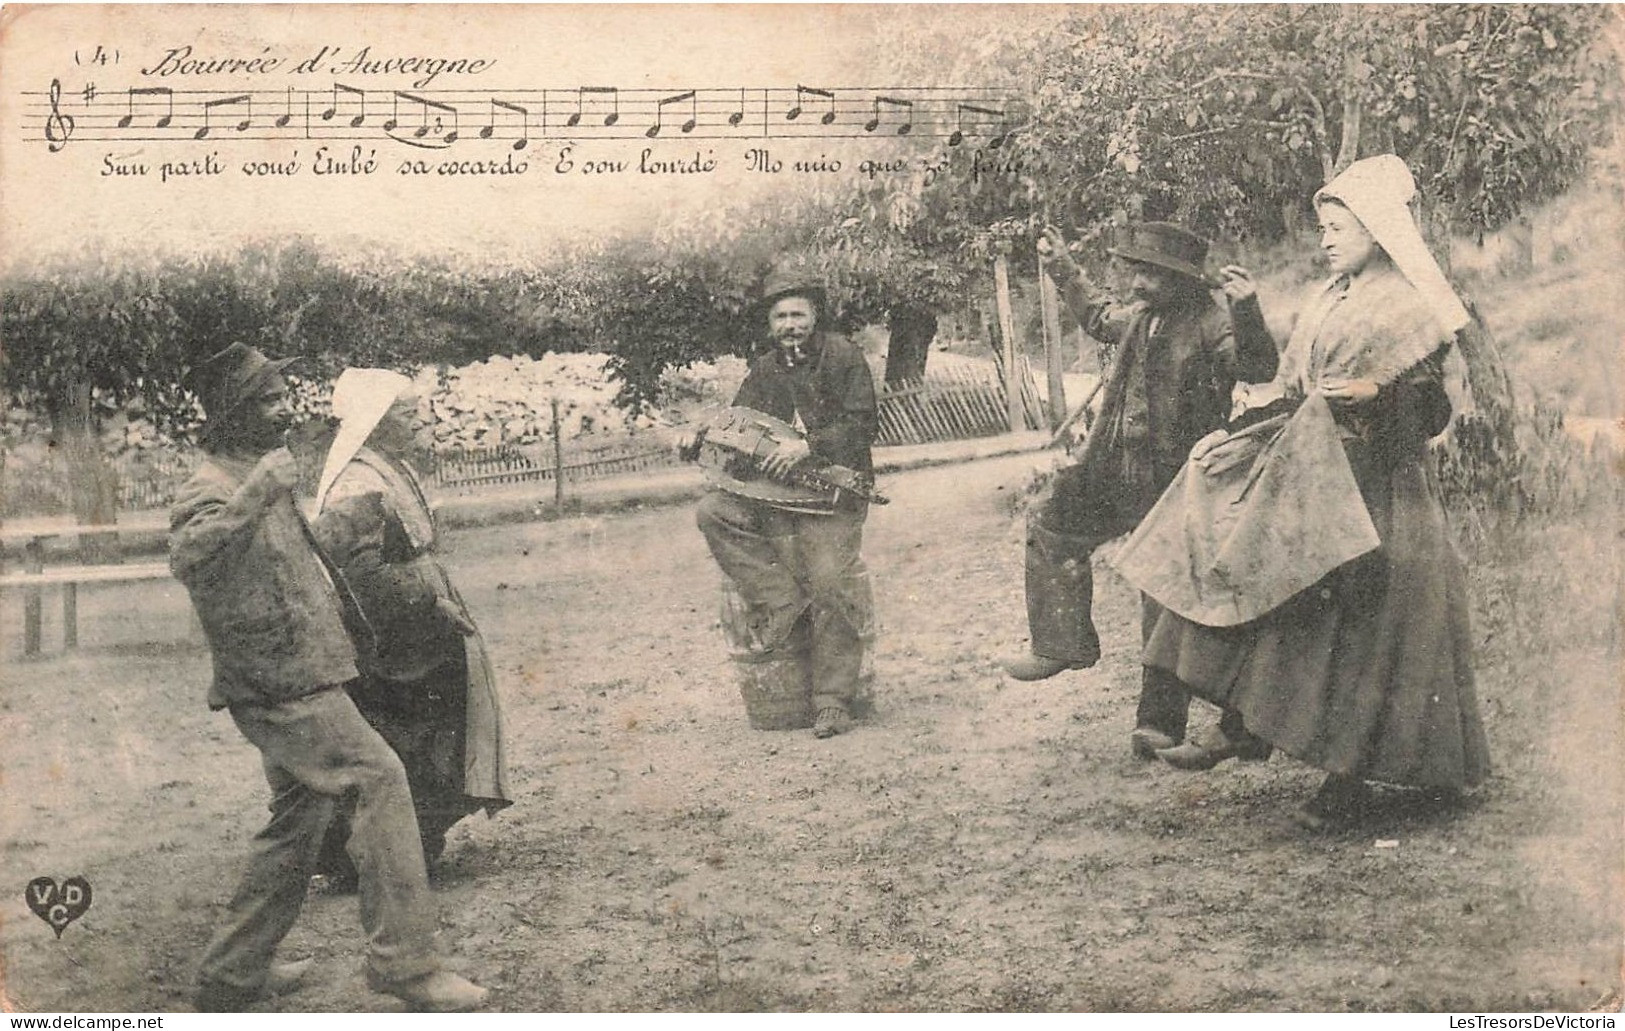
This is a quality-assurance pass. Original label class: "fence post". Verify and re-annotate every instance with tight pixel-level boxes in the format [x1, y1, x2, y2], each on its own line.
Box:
[551, 398, 564, 511]
[23, 537, 44, 657]
[63, 583, 77, 650]
[992, 253, 1021, 433]
[1038, 246, 1068, 431]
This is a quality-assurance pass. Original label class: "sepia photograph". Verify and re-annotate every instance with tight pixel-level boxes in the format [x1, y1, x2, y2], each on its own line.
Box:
[0, 2, 1620, 1015]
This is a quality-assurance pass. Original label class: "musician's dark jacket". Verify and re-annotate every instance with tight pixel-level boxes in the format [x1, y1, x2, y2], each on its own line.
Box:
[733, 330, 878, 475]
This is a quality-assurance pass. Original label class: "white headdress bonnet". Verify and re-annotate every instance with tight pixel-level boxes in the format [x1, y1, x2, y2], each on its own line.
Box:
[1314, 154, 1470, 337]
[316, 367, 415, 511]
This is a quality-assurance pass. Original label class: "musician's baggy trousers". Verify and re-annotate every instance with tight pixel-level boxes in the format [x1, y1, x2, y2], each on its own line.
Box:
[697, 491, 872, 714]
[1027, 462, 1190, 740]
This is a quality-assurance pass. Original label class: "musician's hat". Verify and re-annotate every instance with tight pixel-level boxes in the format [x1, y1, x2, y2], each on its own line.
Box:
[1108, 222, 1216, 287]
[758, 263, 828, 319]
[183, 342, 298, 420]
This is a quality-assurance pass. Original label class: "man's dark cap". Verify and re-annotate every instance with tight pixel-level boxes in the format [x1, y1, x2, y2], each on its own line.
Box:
[758, 264, 829, 317]
[1108, 222, 1217, 286]
[182, 342, 297, 418]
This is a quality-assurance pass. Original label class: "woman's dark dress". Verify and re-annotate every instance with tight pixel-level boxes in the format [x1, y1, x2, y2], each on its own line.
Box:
[1137, 267, 1490, 789]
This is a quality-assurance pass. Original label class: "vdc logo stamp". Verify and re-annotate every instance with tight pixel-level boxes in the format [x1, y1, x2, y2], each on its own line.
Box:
[26, 876, 92, 938]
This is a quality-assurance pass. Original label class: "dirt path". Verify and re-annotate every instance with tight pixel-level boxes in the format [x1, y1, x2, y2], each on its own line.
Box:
[1, 453, 1618, 1012]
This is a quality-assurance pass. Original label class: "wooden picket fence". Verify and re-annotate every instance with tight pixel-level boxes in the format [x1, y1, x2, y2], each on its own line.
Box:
[428, 438, 680, 491]
[875, 359, 1045, 446]
[7, 357, 1046, 519]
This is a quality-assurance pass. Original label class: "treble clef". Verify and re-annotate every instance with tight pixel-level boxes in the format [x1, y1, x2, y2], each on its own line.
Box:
[44, 78, 75, 152]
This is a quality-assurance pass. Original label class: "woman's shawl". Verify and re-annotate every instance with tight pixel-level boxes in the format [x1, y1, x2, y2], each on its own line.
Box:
[325, 447, 437, 551]
[1276, 264, 1451, 393]
[1113, 268, 1448, 627]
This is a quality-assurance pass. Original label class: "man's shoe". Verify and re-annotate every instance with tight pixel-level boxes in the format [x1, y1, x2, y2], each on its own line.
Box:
[368, 970, 489, 1013]
[1002, 652, 1092, 681]
[1130, 728, 1179, 760]
[1156, 728, 1272, 770]
[265, 958, 315, 996]
[812, 707, 852, 739]
[194, 959, 315, 1011]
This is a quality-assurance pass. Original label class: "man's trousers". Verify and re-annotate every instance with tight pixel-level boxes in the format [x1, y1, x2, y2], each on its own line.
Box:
[697, 491, 873, 714]
[198, 685, 440, 998]
[1026, 461, 1190, 742]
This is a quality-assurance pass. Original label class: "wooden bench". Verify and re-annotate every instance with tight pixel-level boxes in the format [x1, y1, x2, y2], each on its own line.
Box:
[0, 517, 174, 656]
[0, 557, 174, 656]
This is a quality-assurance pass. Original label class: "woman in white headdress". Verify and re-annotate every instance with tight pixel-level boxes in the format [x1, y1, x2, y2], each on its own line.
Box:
[1121, 155, 1489, 830]
[311, 368, 510, 879]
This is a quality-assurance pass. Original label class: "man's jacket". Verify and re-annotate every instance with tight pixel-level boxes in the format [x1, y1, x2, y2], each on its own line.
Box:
[170, 454, 359, 709]
[733, 331, 878, 475]
[1058, 275, 1278, 514]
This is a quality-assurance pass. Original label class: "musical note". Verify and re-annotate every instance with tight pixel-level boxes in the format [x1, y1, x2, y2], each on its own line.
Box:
[645, 90, 696, 138]
[195, 93, 251, 140]
[786, 85, 836, 125]
[117, 86, 172, 129]
[863, 95, 913, 135]
[728, 87, 746, 127]
[44, 79, 75, 151]
[321, 83, 367, 127]
[274, 87, 294, 129]
[566, 86, 619, 128]
[385, 91, 458, 147]
[948, 103, 1004, 147]
[481, 98, 531, 150]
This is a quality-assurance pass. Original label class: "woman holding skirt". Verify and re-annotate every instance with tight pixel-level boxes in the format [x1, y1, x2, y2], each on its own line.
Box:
[1116, 155, 1490, 831]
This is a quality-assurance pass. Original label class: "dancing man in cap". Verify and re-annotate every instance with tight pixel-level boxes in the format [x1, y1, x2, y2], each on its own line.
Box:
[1001, 224, 1279, 759]
[695, 266, 879, 739]
[169, 343, 487, 1012]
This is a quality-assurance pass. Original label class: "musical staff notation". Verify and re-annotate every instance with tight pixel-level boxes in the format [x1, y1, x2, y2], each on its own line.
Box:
[647, 90, 697, 138]
[785, 85, 836, 125]
[567, 86, 619, 128]
[320, 82, 367, 127]
[22, 82, 1023, 151]
[482, 98, 531, 150]
[864, 95, 914, 136]
[117, 86, 173, 129]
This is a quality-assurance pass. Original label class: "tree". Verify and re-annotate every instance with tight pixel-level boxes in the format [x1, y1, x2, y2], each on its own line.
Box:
[2, 256, 181, 530]
[894, 5, 1620, 247]
[860, 3, 1618, 443]
[1, 240, 541, 522]
[569, 190, 974, 410]
[883, 305, 938, 387]
[5, 5, 1616, 505]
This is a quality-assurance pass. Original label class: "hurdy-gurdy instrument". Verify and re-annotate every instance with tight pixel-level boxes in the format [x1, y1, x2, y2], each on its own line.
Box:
[687, 406, 888, 514]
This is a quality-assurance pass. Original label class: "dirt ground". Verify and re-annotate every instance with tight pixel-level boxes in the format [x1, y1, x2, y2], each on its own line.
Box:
[1, 453, 1619, 1012]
